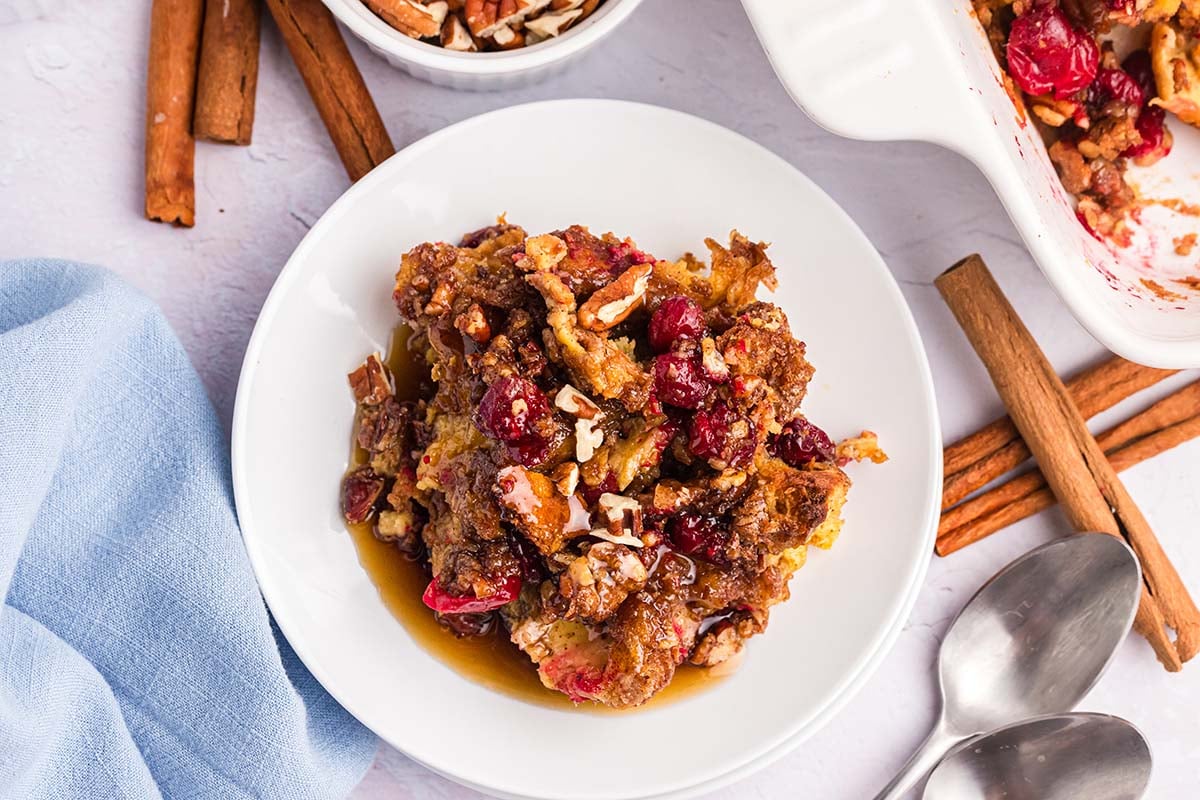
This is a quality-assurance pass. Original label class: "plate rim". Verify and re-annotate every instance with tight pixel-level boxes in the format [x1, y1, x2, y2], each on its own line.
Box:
[231, 98, 942, 800]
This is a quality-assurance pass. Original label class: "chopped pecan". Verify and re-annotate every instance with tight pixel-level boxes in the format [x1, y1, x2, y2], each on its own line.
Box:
[588, 492, 644, 547]
[577, 262, 653, 332]
[551, 462, 580, 496]
[700, 336, 729, 382]
[527, 234, 569, 271]
[464, 0, 547, 36]
[488, 24, 525, 48]
[526, 7, 581, 38]
[364, 0, 448, 38]
[835, 430, 889, 465]
[454, 302, 492, 344]
[529, 271, 650, 411]
[553, 384, 601, 419]
[554, 384, 606, 462]
[557, 542, 647, 622]
[348, 354, 393, 405]
[441, 13, 476, 50]
[689, 609, 767, 667]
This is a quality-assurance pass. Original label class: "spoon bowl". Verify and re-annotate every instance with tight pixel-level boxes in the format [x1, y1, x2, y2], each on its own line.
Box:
[923, 713, 1152, 800]
[938, 532, 1141, 733]
[874, 533, 1142, 799]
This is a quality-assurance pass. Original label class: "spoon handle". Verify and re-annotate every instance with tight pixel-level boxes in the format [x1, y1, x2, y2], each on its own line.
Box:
[872, 722, 961, 800]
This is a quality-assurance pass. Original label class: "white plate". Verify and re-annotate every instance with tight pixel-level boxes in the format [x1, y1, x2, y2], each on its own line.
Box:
[744, 0, 1200, 368]
[231, 100, 941, 800]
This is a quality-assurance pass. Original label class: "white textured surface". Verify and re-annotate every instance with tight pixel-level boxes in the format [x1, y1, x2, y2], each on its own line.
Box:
[1, 1, 1198, 798]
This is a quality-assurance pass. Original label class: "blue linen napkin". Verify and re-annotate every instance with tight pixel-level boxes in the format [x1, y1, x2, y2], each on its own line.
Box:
[0, 261, 376, 799]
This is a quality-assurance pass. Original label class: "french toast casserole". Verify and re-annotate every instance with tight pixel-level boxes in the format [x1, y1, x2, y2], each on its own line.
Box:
[341, 222, 884, 709]
[974, 1, 1200, 244]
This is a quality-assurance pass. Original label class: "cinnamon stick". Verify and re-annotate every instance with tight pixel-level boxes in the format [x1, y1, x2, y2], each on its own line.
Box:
[938, 381, 1200, 554]
[939, 416, 1200, 555]
[195, 0, 261, 145]
[942, 356, 1176, 509]
[145, 0, 205, 226]
[264, 0, 395, 181]
[937, 254, 1200, 671]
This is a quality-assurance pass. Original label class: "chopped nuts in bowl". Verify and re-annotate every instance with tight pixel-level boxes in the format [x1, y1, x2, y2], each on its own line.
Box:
[320, 0, 645, 89]
[363, 0, 604, 52]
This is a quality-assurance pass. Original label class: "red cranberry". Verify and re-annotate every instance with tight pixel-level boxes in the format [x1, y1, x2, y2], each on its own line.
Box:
[668, 511, 728, 565]
[688, 402, 757, 468]
[581, 473, 619, 505]
[421, 575, 521, 614]
[1122, 51, 1156, 101]
[1123, 105, 1171, 164]
[1075, 210, 1103, 241]
[652, 418, 680, 455]
[342, 467, 385, 523]
[509, 535, 545, 583]
[770, 418, 835, 466]
[645, 390, 664, 416]
[648, 295, 707, 353]
[475, 376, 555, 465]
[1007, 5, 1099, 99]
[653, 352, 712, 409]
[476, 376, 546, 440]
[1087, 68, 1143, 112]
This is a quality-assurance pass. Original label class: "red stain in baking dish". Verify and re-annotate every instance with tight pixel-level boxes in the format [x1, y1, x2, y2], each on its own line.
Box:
[1175, 276, 1200, 293]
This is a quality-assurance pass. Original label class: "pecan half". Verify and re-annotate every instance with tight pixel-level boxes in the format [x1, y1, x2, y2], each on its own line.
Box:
[577, 262, 653, 332]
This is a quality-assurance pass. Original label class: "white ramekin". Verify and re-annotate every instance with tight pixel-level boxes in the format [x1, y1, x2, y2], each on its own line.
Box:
[321, 0, 645, 90]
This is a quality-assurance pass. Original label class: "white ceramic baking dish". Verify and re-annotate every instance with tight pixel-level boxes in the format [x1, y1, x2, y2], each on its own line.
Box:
[744, 0, 1200, 368]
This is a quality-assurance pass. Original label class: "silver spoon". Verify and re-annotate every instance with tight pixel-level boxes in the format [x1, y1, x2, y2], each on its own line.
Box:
[873, 532, 1141, 800]
[923, 713, 1151, 800]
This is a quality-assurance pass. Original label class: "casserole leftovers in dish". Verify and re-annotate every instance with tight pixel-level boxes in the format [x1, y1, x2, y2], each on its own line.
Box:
[975, 1, 1200, 244]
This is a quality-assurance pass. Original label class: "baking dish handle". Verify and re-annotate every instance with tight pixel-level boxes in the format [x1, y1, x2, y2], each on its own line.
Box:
[742, 0, 990, 160]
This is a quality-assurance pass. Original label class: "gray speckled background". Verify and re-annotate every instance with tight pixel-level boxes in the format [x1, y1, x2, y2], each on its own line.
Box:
[3, 1, 1198, 796]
